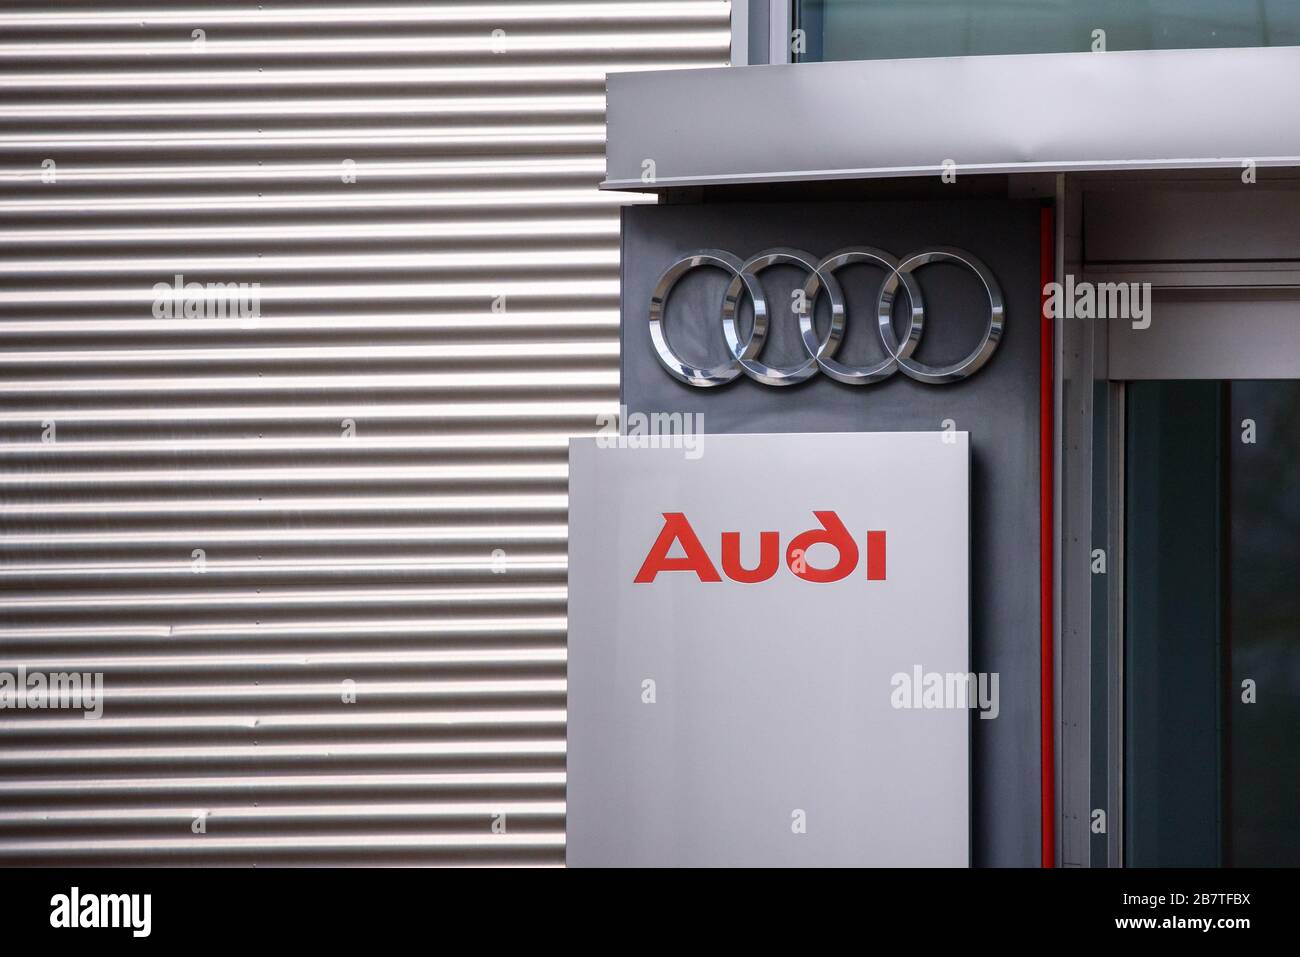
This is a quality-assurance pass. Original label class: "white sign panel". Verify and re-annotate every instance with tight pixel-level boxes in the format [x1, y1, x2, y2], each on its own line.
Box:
[567, 431, 972, 866]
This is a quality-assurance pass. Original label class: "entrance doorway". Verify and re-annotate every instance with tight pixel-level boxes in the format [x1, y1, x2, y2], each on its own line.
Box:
[1124, 380, 1300, 866]
[1057, 174, 1300, 867]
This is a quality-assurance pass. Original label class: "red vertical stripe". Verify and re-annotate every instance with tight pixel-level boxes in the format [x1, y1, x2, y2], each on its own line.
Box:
[1039, 204, 1057, 868]
[866, 530, 886, 580]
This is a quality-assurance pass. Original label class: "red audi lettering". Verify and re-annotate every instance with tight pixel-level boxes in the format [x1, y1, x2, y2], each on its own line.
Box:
[634, 511, 887, 584]
[785, 510, 859, 583]
[866, 530, 887, 580]
[720, 531, 780, 583]
[633, 512, 722, 583]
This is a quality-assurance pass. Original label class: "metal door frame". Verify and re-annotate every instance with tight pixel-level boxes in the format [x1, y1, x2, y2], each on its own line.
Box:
[1057, 170, 1300, 867]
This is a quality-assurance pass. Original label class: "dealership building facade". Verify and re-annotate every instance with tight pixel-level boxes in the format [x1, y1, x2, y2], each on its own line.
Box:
[580, 1, 1300, 868]
[3, 1, 1298, 867]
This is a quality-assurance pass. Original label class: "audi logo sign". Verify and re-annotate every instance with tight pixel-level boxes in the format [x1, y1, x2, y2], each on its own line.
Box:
[634, 511, 886, 584]
[648, 246, 1005, 387]
[567, 431, 971, 866]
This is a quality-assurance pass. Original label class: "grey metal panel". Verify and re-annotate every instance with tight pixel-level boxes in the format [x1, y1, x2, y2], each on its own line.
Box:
[618, 199, 1044, 866]
[1057, 231, 1095, 867]
[568, 432, 971, 867]
[1109, 293, 1300, 380]
[0, 1, 729, 866]
[766, 0, 791, 66]
[1084, 186, 1300, 265]
[603, 47, 1300, 190]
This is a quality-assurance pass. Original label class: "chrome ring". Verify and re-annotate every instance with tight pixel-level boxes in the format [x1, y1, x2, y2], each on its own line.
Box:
[877, 247, 1004, 384]
[648, 249, 766, 387]
[722, 247, 841, 387]
[646, 244, 1005, 388]
[799, 246, 925, 385]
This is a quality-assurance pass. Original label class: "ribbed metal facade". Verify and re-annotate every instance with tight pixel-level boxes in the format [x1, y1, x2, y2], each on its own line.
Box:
[0, 2, 730, 865]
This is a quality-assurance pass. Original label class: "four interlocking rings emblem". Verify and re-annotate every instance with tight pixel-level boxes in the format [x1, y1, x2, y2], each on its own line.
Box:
[648, 246, 1005, 387]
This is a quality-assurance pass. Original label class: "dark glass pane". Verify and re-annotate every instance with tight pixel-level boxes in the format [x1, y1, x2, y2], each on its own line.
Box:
[1124, 380, 1225, 867]
[1227, 381, 1300, 866]
[799, 1, 1300, 63]
[1124, 379, 1300, 866]
[1090, 380, 1111, 866]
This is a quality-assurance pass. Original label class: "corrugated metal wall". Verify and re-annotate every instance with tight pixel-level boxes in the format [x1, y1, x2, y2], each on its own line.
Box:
[0, 1, 730, 865]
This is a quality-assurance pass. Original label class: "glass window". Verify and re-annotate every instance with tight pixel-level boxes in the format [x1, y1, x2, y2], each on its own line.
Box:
[1123, 379, 1300, 866]
[797, 1, 1300, 63]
